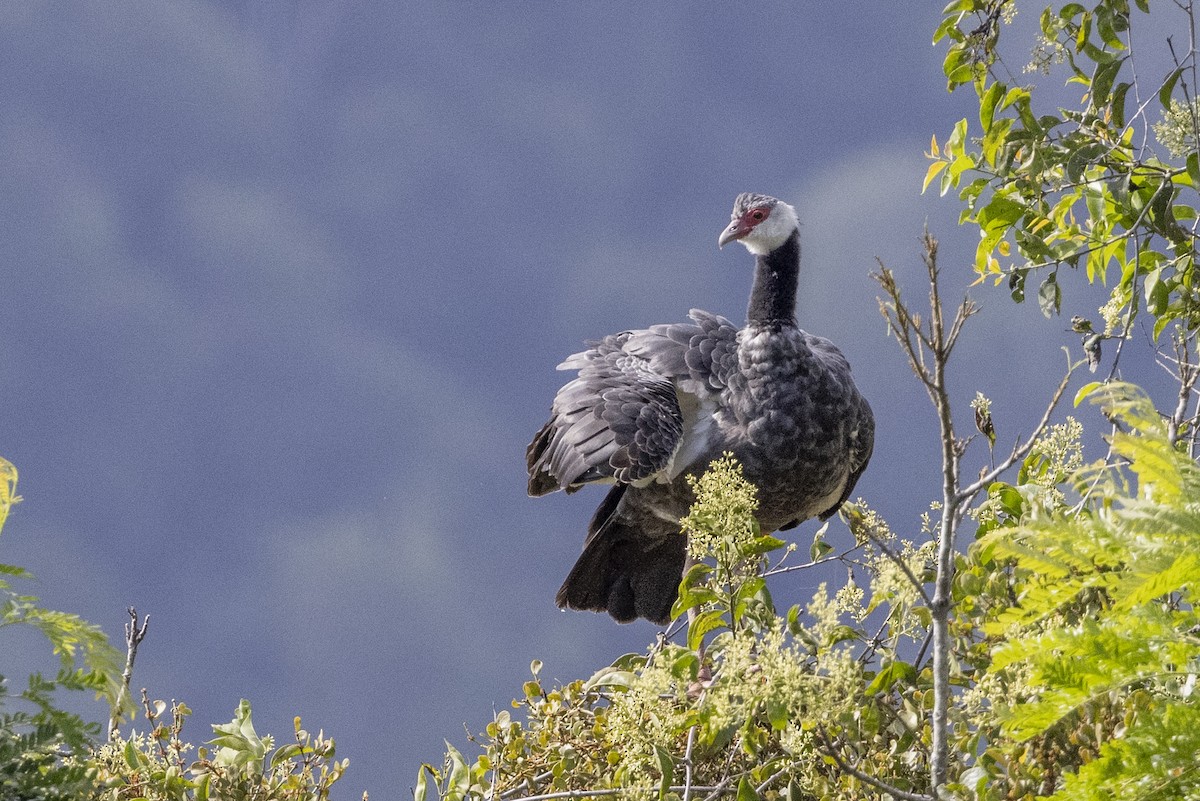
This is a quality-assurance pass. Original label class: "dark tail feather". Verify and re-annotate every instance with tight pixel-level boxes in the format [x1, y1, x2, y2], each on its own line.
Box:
[556, 486, 685, 625]
[526, 421, 559, 496]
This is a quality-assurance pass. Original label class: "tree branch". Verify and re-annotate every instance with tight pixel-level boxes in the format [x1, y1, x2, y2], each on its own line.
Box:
[817, 729, 934, 801]
[762, 545, 861, 577]
[108, 607, 149, 740]
[1164, 328, 1200, 448]
[875, 232, 978, 794]
[683, 725, 697, 801]
[924, 239, 961, 794]
[859, 526, 933, 607]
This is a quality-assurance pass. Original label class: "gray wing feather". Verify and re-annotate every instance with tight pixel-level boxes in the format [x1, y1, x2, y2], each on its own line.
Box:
[527, 332, 684, 495]
[527, 310, 737, 496]
[805, 333, 876, 518]
[625, 309, 740, 392]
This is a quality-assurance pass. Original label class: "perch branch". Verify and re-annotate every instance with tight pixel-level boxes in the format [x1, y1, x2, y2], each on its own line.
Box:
[108, 607, 149, 740]
[817, 729, 934, 801]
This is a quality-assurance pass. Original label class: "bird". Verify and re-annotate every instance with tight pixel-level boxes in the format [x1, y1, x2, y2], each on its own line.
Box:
[526, 193, 874, 625]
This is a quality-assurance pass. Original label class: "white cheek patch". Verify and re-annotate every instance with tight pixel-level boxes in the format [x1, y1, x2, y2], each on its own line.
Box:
[741, 238, 773, 256]
[739, 202, 799, 255]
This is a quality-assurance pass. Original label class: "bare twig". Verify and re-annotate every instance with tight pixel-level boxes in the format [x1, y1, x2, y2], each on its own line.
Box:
[491, 782, 745, 801]
[699, 776, 737, 801]
[876, 234, 971, 792]
[108, 607, 149, 740]
[860, 526, 933, 606]
[682, 725, 698, 801]
[924, 245, 963, 795]
[1189, 391, 1200, 460]
[1164, 328, 1200, 447]
[502, 788, 728, 801]
[817, 729, 934, 801]
[858, 612, 897, 667]
[1104, 246, 1143, 383]
[874, 231, 1074, 794]
[754, 763, 791, 795]
[762, 544, 861, 577]
[914, 627, 934, 668]
[140, 688, 172, 762]
[498, 772, 555, 800]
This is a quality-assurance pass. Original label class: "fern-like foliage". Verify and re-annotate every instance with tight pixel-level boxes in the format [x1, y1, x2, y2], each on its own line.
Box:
[0, 712, 99, 801]
[0, 455, 123, 798]
[979, 382, 1200, 800]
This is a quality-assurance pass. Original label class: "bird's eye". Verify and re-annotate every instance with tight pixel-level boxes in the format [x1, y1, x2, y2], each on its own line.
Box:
[750, 208, 767, 222]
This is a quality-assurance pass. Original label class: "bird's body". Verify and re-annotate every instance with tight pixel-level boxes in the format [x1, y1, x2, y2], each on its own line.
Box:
[527, 194, 874, 624]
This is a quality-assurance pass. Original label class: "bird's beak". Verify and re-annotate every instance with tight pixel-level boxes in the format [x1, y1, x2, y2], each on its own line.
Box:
[718, 220, 749, 249]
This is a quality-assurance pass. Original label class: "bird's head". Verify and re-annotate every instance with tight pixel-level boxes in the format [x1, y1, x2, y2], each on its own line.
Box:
[718, 193, 799, 255]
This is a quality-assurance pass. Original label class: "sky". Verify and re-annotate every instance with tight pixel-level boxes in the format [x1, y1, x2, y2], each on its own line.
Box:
[0, 2, 1178, 798]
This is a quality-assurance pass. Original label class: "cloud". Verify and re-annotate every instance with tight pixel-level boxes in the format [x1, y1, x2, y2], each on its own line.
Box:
[173, 174, 349, 318]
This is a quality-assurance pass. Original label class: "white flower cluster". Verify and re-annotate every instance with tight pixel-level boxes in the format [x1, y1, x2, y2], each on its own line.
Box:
[1153, 98, 1200, 159]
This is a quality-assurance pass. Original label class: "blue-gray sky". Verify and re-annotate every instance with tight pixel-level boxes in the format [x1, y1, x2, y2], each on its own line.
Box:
[0, 3, 1171, 798]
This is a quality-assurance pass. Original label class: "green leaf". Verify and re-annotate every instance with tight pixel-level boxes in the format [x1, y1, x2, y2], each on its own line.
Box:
[1091, 56, 1125, 105]
[1095, 6, 1127, 49]
[810, 537, 833, 561]
[653, 745, 674, 800]
[977, 195, 1024, 231]
[610, 651, 648, 670]
[980, 80, 1004, 130]
[414, 766, 430, 801]
[743, 534, 785, 556]
[1059, 3, 1086, 20]
[786, 604, 802, 633]
[680, 561, 712, 587]
[923, 159, 949, 193]
[945, 117, 968, 155]
[737, 776, 761, 801]
[124, 739, 141, 769]
[733, 576, 766, 607]
[1000, 85, 1029, 111]
[583, 666, 637, 691]
[444, 743, 470, 801]
[194, 773, 211, 801]
[990, 482, 1025, 519]
[1116, 553, 1200, 609]
[824, 624, 860, 647]
[672, 562, 716, 617]
[688, 609, 727, 652]
[944, 46, 978, 88]
[672, 583, 719, 619]
[765, 696, 790, 730]
[273, 742, 302, 763]
[1009, 269, 1027, 302]
[865, 660, 917, 695]
[1074, 381, 1104, 407]
[0, 563, 31, 578]
[669, 649, 700, 681]
[1037, 272, 1061, 318]
[932, 13, 962, 45]
[1187, 152, 1200, 189]
[1111, 81, 1131, 126]
[1145, 266, 1169, 317]
[1161, 67, 1184, 109]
